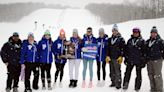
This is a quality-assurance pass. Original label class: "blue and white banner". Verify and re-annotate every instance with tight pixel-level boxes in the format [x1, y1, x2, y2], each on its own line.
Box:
[82, 44, 98, 60]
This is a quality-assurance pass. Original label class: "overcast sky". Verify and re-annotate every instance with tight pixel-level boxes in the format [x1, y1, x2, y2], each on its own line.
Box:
[0, 0, 137, 8]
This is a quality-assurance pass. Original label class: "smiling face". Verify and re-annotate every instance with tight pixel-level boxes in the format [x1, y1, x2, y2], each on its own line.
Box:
[73, 32, 78, 38]
[60, 34, 65, 40]
[133, 32, 140, 37]
[44, 34, 51, 39]
[12, 35, 19, 42]
[87, 30, 92, 36]
[99, 31, 105, 38]
[28, 35, 34, 44]
[112, 30, 118, 36]
[151, 32, 158, 38]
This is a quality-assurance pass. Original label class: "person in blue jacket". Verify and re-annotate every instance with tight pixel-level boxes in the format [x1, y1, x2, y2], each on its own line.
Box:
[52, 29, 67, 88]
[38, 30, 53, 90]
[68, 29, 82, 88]
[20, 33, 39, 92]
[96, 28, 108, 87]
[82, 27, 97, 88]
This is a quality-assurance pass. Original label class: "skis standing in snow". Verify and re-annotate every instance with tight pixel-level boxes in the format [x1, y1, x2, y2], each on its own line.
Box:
[123, 27, 146, 91]
[81, 27, 97, 88]
[20, 33, 40, 92]
[106, 24, 125, 89]
[38, 30, 53, 90]
[146, 26, 164, 92]
[1, 32, 22, 92]
[52, 29, 67, 88]
[96, 28, 108, 87]
[68, 29, 82, 88]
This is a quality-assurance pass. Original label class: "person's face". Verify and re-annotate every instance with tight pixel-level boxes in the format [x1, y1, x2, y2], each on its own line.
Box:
[133, 32, 140, 37]
[60, 34, 65, 40]
[99, 32, 104, 38]
[73, 33, 78, 38]
[28, 36, 34, 43]
[151, 32, 157, 38]
[112, 30, 118, 36]
[12, 35, 19, 42]
[87, 30, 92, 36]
[45, 34, 50, 39]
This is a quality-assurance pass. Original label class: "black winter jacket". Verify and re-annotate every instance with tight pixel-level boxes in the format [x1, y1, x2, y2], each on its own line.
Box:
[146, 36, 164, 61]
[125, 36, 146, 65]
[1, 37, 22, 65]
[106, 33, 125, 59]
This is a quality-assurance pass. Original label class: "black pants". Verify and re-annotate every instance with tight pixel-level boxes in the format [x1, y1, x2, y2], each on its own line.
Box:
[25, 63, 39, 90]
[123, 64, 142, 90]
[54, 63, 65, 82]
[40, 64, 52, 84]
[6, 64, 21, 89]
[97, 61, 106, 81]
[110, 59, 122, 88]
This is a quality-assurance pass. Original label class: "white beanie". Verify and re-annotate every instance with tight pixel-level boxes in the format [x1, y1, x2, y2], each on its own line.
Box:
[28, 32, 34, 38]
[99, 28, 104, 33]
[73, 28, 78, 34]
[112, 24, 118, 31]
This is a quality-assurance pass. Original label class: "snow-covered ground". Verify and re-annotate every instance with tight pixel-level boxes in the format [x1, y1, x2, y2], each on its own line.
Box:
[0, 8, 164, 92]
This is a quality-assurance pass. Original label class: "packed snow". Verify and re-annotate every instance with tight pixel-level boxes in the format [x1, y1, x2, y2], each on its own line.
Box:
[0, 8, 164, 92]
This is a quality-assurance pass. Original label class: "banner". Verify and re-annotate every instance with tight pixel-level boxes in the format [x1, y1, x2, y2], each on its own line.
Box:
[82, 43, 98, 60]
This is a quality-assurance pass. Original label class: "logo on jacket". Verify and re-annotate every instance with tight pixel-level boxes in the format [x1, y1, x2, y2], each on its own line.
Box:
[42, 44, 47, 50]
[28, 45, 33, 50]
[57, 44, 62, 49]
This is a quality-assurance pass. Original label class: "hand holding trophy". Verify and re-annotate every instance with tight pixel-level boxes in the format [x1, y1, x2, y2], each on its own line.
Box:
[60, 41, 75, 59]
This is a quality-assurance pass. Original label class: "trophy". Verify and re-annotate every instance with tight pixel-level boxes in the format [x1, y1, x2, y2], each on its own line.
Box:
[60, 41, 75, 59]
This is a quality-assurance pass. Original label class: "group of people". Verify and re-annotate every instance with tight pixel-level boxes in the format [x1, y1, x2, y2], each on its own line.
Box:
[1, 24, 164, 92]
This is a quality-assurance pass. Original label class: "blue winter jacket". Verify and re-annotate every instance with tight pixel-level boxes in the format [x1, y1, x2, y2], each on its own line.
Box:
[70, 37, 82, 59]
[96, 34, 108, 62]
[20, 40, 39, 64]
[82, 34, 97, 47]
[52, 37, 67, 64]
[38, 38, 53, 64]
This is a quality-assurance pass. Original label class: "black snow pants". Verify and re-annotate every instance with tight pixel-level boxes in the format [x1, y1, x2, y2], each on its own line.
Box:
[25, 62, 39, 90]
[6, 64, 21, 89]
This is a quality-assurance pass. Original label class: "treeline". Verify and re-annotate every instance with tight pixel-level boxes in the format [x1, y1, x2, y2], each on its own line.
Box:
[85, 1, 164, 24]
[0, 2, 70, 22]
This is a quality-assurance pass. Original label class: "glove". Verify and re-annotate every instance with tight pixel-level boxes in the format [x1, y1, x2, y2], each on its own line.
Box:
[106, 56, 111, 63]
[117, 56, 123, 64]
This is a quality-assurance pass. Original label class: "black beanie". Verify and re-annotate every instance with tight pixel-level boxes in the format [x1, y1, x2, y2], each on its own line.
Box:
[151, 26, 158, 33]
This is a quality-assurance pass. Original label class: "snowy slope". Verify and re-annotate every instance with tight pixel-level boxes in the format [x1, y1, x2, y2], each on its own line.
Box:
[0, 8, 164, 92]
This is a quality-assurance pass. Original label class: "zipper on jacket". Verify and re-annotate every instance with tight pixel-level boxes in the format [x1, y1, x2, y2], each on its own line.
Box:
[33, 44, 36, 63]
[61, 40, 64, 63]
[47, 40, 50, 64]
[100, 39, 103, 62]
